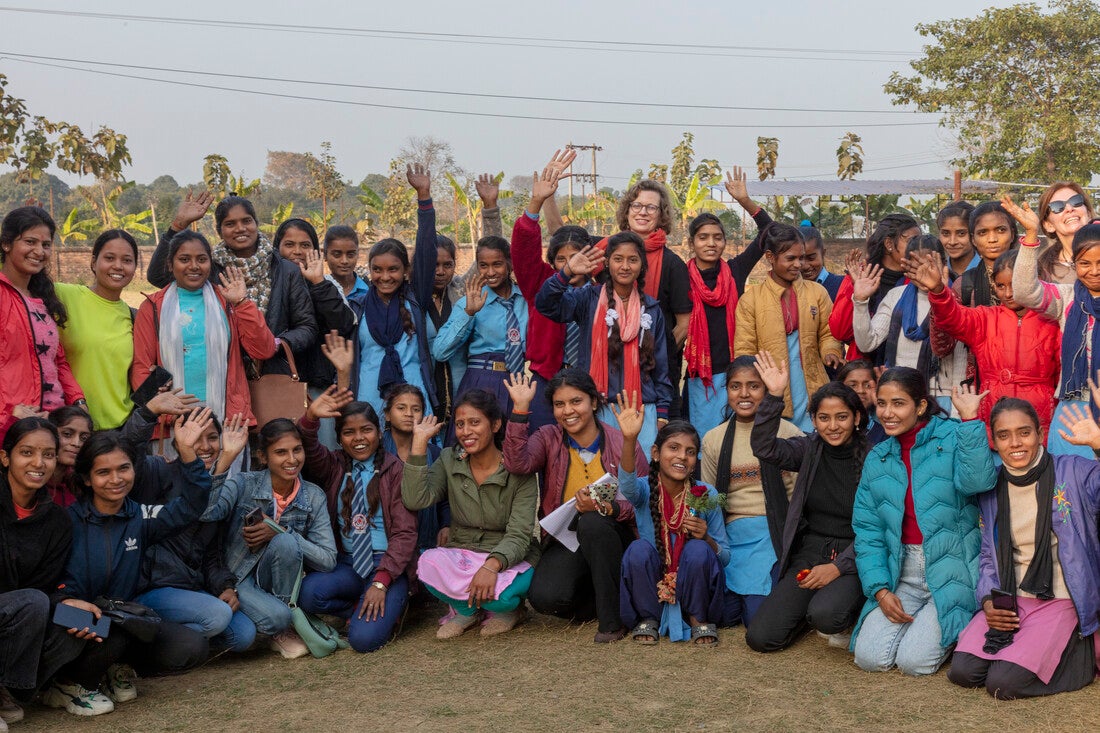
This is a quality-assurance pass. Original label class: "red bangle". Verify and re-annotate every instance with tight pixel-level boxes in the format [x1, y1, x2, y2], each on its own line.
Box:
[512, 409, 530, 415]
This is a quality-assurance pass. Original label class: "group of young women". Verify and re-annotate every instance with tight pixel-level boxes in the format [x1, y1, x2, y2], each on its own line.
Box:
[2, 156, 1100, 729]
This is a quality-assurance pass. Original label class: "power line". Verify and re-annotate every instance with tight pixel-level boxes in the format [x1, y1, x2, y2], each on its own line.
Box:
[0, 7, 919, 63]
[0, 51, 928, 116]
[0, 56, 940, 129]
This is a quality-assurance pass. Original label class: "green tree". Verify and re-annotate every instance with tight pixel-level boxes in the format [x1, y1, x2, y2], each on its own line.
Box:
[203, 154, 230, 196]
[54, 123, 133, 222]
[836, 132, 864, 180]
[378, 160, 416, 240]
[57, 206, 98, 246]
[668, 172, 724, 244]
[305, 141, 346, 226]
[885, 0, 1100, 182]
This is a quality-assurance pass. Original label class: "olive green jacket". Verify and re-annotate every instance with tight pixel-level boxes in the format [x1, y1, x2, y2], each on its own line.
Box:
[402, 448, 539, 570]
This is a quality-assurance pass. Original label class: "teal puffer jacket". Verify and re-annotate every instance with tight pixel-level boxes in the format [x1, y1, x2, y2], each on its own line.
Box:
[851, 416, 996, 649]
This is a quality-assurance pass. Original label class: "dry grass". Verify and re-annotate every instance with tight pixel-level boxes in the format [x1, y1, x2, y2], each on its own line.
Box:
[18, 599, 1095, 733]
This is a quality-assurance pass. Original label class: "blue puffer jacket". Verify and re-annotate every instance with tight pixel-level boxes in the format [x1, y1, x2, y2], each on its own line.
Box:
[851, 416, 996, 649]
[976, 454, 1100, 637]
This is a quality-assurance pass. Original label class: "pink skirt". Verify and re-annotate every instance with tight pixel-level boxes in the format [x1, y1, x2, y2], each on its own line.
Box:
[417, 547, 532, 601]
[955, 596, 1095, 684]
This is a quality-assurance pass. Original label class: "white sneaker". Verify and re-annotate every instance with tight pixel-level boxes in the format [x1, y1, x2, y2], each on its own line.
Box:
[41, 681, 115, 717]
[269, 629, 309, 659]
[105, 663, 138, 703]
[818, 630, 852, 648]
[0, 686, 23, 723]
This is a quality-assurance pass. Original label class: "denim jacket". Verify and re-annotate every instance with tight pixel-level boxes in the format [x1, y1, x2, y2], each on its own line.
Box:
[203, 470, 337, 582]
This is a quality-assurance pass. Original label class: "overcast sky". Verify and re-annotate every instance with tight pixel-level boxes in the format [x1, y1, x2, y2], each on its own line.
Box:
[0, 0, 1023, 189]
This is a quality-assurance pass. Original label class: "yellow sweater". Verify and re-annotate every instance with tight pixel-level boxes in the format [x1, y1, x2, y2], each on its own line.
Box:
[733, 277, 842, 419]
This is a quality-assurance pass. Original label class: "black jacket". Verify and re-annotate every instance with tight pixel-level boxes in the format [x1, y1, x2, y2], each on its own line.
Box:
[300, 278, 357, 390]
[750, 394, 859, 577]
[0, 479, 72, 595]
[149, 228, 318, 376]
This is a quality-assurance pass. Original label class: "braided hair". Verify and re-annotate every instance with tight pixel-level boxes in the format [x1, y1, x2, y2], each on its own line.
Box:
[646, 420, 701, 572]
[336, 401, 384, 537]
[368, 238, 415, 336]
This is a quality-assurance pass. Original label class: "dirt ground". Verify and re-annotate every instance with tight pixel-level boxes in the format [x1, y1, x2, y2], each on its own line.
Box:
[18, 598, 1097, 733]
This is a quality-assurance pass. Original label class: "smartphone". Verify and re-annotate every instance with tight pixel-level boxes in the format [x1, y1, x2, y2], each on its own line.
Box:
[244, 507, 263, 527]
[52, 604, 111, 638]
[132, 366, 174, 408]
[990, 588, 1018, 613]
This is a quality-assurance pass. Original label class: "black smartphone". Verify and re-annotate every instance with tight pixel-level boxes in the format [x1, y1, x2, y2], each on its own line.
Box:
[132, 366, 174, 408]
[990, 588, 1018, 613]
[244, 507, 263, 527]
[52, 604, 111, 638]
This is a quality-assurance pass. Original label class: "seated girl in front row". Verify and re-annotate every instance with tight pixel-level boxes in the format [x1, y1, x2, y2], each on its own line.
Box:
[616, 400, 730, 646]
[297, 388, 418, 653]
[949, 399, 1100, 699]
[402, 390, 539, 639]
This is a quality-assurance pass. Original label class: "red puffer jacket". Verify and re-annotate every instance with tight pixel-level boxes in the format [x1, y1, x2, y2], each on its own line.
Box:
[0, 273, 84, 443]
[927, 287, 1060, 441]
[131, 285, 275, 435]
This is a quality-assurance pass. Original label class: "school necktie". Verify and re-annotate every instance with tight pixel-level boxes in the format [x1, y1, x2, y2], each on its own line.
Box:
[563, 322, 581, 369]
[500, 293, 525, 374]
[349, 462, 375, 580]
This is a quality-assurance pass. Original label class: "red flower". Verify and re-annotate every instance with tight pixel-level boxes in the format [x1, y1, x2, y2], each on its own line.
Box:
[796, 569, 810, 582]
[689, 484, 708, 499]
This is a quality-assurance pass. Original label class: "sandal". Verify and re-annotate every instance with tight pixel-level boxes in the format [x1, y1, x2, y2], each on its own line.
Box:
[690, 623, 719, 646]
[630, 619, 659, 646]
[436, 611, 482, 640]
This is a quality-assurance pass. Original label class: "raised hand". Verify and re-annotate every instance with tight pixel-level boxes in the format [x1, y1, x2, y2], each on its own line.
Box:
[851, 261, 883, 302]
[320, 330, 354, 381]
[406, 163, 431, 200]
[464, 274, 488, 316]
[843, 247, 864, 278]
[901, 249, 946, 294]
[503, 373, 537, 413]
[545, 148, 577, 179]
[298, 248, 325, 285]
[1057, 402, 1100, 450]
[1001, 194, 1041, 240]
[753, 350, 789, 397]
[146, 386, 200, 416]
[12, 404, 47, 419]
[218, 413, 249, 469]
[474, 173, 499, 209]
[174, 406, 214, 462]
[171, 188, 215, 230]
[563, 245, 604, 278]
[724, 166, 750, 204]
[530, 166, 562, 209]
[411, 415, 443, 455]
[217, 266, 247, 305]
[306, 385, 354, 421]
[950, 384, 989, 421]
[612, 391, 646, 442]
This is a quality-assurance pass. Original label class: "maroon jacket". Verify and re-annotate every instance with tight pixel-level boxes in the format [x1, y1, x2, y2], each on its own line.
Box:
[503, 416, 644, 525]
[298, 416, 417, 585]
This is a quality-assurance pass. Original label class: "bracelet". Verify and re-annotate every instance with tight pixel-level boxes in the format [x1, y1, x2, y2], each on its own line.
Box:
[481, 564, 498, 574]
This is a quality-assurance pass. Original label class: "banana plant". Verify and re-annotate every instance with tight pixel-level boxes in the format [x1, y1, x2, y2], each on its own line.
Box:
[260, 202, 294, 238]
[669, 172, 725, 244]
[444, 172, 511, 245]
[57, 206, 98, 245]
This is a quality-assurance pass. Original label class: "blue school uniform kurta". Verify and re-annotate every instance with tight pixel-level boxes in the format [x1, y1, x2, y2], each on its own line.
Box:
[431, 283, 529, 363]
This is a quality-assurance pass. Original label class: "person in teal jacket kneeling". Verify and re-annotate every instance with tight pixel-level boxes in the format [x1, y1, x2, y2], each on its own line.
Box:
[851, 367, 996, 675]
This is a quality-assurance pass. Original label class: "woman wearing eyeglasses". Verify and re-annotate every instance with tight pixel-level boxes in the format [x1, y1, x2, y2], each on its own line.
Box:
[1033, 183, 1095, 284]
[1006, 195, 1100, 458]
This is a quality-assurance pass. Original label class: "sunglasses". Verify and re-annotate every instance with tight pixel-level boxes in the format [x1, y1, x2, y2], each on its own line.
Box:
[1049, 193, 1087, 215]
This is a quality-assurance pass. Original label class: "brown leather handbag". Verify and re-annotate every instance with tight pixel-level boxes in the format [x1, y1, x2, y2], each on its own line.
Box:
[248, 341, 308, 428]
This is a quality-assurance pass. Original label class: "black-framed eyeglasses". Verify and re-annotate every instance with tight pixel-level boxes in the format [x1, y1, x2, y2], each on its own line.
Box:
[1049, 193, 1087, 215]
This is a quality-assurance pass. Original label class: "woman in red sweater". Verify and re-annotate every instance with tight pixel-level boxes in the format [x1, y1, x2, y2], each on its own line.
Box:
[904, 249, 1060, 439]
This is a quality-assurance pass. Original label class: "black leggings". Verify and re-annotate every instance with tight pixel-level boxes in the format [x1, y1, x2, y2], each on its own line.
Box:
[60, 621, 208, 690]
[949, 634, 1096, 700]
[527, 513, 633, 633]
[745, 535, 864, 653]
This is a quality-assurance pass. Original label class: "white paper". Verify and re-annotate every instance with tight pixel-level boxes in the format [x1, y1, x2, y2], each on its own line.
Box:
[538, 473, 624, 553]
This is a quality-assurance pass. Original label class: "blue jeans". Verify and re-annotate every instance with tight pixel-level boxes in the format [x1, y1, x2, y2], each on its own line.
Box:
[235, 533, 302, 636]
[854, 544, 949, 676]
[299, 555, 410, 653]
[135, 587, 256, 653]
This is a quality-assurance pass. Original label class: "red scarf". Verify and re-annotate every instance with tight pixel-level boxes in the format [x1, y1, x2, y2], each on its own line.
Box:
[591, 284, 642, 401]
[595, 229, 668, 299]
[659, 480, 690, 572]
[685, 259, 737, 391]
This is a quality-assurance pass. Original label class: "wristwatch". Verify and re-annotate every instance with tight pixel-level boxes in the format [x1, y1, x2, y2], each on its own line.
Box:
[371, 581, 386, 591]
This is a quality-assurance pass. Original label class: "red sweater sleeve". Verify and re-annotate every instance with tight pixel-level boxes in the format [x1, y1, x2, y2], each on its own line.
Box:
[928, 285, 986, 354]
[512, 214, 553, 301]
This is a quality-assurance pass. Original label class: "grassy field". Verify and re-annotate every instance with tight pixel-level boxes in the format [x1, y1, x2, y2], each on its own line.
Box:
[18, 598, 1096, 733]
